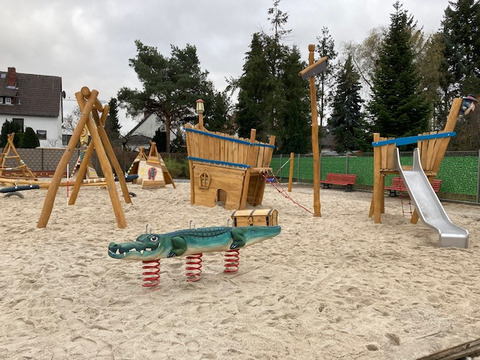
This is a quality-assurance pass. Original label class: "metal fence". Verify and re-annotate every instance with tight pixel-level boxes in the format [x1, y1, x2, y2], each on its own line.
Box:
[271, 151, 480, 203]
[8, 148, 480, 203]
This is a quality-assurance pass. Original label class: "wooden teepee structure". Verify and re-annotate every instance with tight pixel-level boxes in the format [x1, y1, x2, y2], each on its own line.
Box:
[0, 133, 37, 181]
[127, 141, 175, 189]
[37, 87, 132, 229]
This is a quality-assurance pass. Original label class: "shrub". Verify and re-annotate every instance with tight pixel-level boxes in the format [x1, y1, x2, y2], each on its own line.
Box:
[19, 127, 39, 148]
[163, 156, 183, 178]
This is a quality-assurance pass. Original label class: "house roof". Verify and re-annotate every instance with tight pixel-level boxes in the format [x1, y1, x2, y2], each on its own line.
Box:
[0, 68, 62, 117]
[125, 112, 155, 137]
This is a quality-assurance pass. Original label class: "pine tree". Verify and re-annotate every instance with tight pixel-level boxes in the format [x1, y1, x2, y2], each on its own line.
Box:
[416, 32, 446, 130]
[316, 27, 338, 126]
[205, 90, 235, 134]
[328, 56, 366, 153]
[367, 2, 430, 138]
[105, 97, 122, 145]
[440, 0, 480, 122]
[235, 32, 272, 141]
[234, 0, 310, 150]
[277, 46, 311, 154]
[118, 41, 213, 152]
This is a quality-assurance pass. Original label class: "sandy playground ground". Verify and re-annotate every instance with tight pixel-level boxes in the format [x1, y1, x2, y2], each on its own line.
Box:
[0, 180, 480, 359]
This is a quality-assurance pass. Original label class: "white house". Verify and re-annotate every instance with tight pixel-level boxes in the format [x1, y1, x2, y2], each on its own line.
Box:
[0, 67, 63, 147]
[125, 112, 177, 151]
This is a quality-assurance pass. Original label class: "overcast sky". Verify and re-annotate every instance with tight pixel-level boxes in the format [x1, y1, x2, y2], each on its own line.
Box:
[2, 0, 450, 134]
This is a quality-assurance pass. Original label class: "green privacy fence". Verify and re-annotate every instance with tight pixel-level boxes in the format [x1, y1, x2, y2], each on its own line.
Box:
[270, 151, 480, 203]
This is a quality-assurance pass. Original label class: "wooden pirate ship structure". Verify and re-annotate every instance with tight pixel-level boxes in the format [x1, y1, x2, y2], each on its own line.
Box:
[185, 112, 276, 210]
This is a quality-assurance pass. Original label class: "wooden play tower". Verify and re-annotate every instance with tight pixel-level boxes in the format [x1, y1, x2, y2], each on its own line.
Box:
[185, 100, 275, 210]
[369, 97, 472, 224]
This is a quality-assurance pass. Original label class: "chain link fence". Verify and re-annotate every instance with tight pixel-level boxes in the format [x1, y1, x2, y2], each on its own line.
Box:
[271, 151, 480, 203]
[7, 148, 480, 203]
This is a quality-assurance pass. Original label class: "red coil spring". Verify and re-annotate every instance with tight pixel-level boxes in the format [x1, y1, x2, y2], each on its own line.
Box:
[185, 253, 203, 282]
[142, 259, 160, 289]
[224, 249, 240, 273]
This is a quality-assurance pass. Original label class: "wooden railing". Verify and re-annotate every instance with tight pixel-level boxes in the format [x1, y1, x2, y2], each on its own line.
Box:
[185, 125, 275, 170]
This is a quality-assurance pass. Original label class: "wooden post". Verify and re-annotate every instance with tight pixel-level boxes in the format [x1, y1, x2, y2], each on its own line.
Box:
[198, 111, 204, 130]
[68, 91, 95, 205]
[81, 94, 127, 228]
[240, 129, 257, 209]
[288, 152, 294, 192]
[37, 90, 97, 228]
[370, 133, 384, 223]
[431, 98, 462, 173]
[305, 44, 323, 217]
[184, 124, 196, 205]
[90, 103, 132, 204]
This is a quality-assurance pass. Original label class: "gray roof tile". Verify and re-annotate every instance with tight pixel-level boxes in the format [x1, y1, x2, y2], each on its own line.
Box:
[0, 69, 62, 117]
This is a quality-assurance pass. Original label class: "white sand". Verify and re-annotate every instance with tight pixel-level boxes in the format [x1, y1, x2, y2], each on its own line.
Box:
[1, 181, 479, 359]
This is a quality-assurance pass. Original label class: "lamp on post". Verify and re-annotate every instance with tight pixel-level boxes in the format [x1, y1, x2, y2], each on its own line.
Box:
[196, 99, 204, 129]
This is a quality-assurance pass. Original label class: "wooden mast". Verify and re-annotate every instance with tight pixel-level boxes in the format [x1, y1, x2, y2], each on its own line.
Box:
[299, 44, 328, 217]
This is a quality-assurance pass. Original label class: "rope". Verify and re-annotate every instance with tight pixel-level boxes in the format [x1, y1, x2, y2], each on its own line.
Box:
[261, 170, 313, 214]
[272, 157, 291, 177]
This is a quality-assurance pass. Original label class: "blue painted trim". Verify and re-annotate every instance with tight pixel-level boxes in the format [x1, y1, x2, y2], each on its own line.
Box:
[372, 132, 456, 147]
[186, 127, 275, 149]
[187, 156, 250, 168]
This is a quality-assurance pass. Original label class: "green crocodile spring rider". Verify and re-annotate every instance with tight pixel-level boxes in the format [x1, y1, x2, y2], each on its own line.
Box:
[108, 225, 281, 288]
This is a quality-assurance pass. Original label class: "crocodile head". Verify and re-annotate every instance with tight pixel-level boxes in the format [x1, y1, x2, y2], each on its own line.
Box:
[235, 225, 282, 246]
[108, 234, 165, 261]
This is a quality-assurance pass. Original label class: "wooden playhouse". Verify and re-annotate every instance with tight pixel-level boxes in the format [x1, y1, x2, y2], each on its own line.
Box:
[185, 124, 276, 210]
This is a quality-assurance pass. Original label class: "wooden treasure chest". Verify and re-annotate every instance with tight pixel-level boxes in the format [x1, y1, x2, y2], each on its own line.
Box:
[231, 209, 278, 227]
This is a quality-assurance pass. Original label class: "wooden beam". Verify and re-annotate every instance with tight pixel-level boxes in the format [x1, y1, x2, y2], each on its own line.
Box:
[240, 129, 257, 209]
[416, 337, 480, 360]
[82, 92, 127, 228]
[302, 44, 323, 217]
[288, 152, 294, 192]
[37, 90, 97, 228]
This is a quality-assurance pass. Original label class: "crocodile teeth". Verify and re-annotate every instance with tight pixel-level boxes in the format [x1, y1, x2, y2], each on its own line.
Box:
[140, 250, 144, 255]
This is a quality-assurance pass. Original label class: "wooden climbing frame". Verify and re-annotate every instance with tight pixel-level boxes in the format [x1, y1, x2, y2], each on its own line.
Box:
[0, 133, 37, 181]
[37, 87, 132, 229]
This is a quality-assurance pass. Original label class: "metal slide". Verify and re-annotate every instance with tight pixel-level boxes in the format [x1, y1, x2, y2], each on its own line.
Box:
[394, 148, 469, 248]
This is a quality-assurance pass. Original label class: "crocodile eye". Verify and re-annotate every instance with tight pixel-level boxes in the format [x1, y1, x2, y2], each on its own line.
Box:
[150, 236, 158, 242]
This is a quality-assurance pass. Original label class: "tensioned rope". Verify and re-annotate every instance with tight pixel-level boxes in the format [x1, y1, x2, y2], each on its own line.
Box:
[261, 170, 313, 215]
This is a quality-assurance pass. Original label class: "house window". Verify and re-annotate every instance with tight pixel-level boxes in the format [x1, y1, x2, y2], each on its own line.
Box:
[0, 97, 3, 104]
[5, 97, 12, 105]
[12, 118, 24, 131]
[62, 134, 72, 146]
[37, 130, 47, 140]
